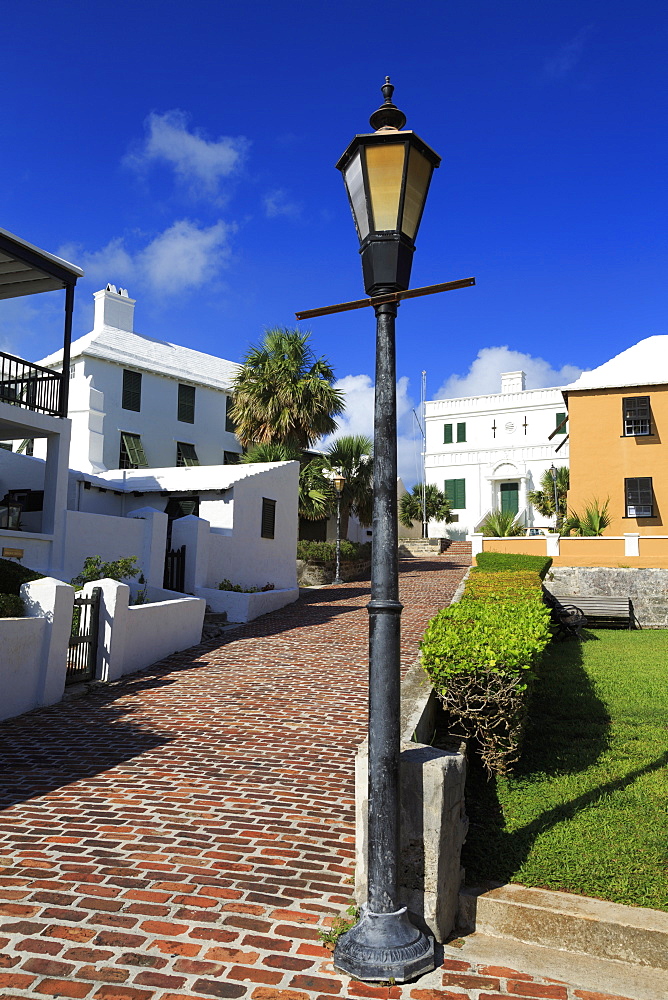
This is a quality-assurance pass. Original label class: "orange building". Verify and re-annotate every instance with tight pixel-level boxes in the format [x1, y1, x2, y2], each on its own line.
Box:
[564, 336, 668, 536]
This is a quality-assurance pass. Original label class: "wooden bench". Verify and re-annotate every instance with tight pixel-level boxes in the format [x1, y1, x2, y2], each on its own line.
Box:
[543, 591, 588, 640]
[545, 591, 638, 631]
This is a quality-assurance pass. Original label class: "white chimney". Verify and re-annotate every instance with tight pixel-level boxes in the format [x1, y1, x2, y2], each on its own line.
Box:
[93, 285, 136, 332]
[500, 370, 526, 393]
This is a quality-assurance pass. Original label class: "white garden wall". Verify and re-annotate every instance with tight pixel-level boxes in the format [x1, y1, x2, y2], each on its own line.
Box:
[0, 578, 74, 722]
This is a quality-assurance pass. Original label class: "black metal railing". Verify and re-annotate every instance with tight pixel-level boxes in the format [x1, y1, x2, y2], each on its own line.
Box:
[0, 351, 64, 417]
[67, 587, 101, 684]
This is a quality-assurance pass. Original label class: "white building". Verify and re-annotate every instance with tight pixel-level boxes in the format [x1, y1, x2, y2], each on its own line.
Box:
[33, 285, 242, 474]
[425, 371, 569, 538]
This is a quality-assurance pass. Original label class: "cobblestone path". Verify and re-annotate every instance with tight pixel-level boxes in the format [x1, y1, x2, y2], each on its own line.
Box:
[0, 557, 632, 1000]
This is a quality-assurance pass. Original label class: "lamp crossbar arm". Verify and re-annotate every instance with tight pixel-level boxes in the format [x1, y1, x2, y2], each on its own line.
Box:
[295, 276, 475, 321]
[548, 414, 569, 441]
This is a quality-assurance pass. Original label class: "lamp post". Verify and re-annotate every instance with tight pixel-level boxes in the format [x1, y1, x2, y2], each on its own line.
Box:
[550, 464, 559, 531]
[333, 78, 440, 982]
[332, 471, 346, 585]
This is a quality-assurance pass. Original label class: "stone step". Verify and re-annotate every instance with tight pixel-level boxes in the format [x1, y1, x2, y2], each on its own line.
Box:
[443, 932, 667, 1000]
[458, 883, 668, 983]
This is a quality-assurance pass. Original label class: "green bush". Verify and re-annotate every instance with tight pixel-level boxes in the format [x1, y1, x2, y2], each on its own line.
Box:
[0, 557, 43, 595]
[296, 540, 371, 564]
[218, 579, 275, 593]
[0, 593, 25, 618]
[474, 552, 552, 579]
[420, 565, 551, 775]
[70, 555, 141, 590]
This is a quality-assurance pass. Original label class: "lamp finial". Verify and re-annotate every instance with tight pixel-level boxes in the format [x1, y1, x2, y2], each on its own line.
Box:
[369, 76, 407, 131]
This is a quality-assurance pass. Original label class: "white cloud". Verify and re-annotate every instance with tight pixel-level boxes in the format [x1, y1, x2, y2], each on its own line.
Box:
[435, 346, 583, 400]
[322, 374, 424, 487]
[139, 219, 233, 293]
[63, 219, 234, 297]
[127, 110, 248, 195]
[545, 26, 593, 79]
[59, 238, 134, 285]
[263, 189, 302, 219]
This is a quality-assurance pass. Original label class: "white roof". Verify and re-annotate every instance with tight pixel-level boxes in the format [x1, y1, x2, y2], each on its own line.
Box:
[39, 325, 240, 391]
[564, 336, 668, 393]
[73, 461, 296, 493]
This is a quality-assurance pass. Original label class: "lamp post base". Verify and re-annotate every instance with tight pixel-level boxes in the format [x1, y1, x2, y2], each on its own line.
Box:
[333, 905, 435, 982]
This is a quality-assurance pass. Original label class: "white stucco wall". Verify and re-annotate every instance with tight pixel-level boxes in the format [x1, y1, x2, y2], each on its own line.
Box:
[0, 578, 74, 721]
[425, 382, 569, 537]
[86, 578, 205, 681]
[59, 510, 147, 582]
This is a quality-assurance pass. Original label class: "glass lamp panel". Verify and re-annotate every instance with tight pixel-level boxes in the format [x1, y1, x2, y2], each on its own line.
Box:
[366, 142, 406, 232]
[402, 146, 433, 240]
[343, 151, 369, 241]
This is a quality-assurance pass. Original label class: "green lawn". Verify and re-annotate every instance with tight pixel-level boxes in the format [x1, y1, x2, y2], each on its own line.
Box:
[462, 629, 668, 911]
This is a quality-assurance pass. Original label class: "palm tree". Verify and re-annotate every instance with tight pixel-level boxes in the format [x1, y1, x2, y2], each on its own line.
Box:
[324, 435, 373, 540]
[527, 466, 570, 532]
[230, 328, 344, 450]
[479, 509, 526, 536]
[563, 498, 611, 536]
[399, 483, 453, 537]
[240, 442, 332, 521]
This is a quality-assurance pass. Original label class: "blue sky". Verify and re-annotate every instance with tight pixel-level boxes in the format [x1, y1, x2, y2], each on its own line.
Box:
[2, 0, 667, 483]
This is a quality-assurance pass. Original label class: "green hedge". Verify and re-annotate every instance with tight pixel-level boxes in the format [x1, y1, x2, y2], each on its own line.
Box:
[0, 557, 43, 595]
[296, 540, 371, 564]
[473, 552, 552, 579]
[0, 593, 25, 618]
[420, 562, 551, 775]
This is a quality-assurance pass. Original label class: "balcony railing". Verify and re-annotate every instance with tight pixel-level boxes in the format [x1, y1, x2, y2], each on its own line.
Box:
[0, 351, 64, 417]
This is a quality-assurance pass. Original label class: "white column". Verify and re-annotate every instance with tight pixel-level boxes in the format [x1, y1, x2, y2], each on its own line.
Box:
[623, 533, 640, 558]
[21, 577, 75, 707]
[171, 514, 211, 593]
[469, 532, 484, 556]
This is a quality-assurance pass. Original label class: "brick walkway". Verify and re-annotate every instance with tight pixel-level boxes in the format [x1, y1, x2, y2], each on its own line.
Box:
[0, 557, 631, 1000]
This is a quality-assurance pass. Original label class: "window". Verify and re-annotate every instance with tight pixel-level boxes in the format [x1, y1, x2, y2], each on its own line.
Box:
[165, 496, 200, 519]
[177, 442, 199, 467]
[225, 395, 236, 434]
[119, 432, 148, 469]
[625, 477, 653, 517]
[555, 412, 567, 435]
[261, 497, 276, 538]
[622, 397, 651, 436]
[444, 478, 466, 509]
[17, 438, 34, 456]
[224, 450, 241, 465]
[69, 365, 76, 380]
[178, 383, 195, 423]
[444, 422, 466, 443]
[122, 370, 142, 411]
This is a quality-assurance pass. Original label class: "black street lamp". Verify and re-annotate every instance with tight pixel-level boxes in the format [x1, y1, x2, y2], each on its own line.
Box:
[332, 471, 346, 585]
[333, 78, 440, 982]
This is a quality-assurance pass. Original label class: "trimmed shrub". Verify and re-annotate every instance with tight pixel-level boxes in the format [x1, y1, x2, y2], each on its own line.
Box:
[0, 557, 43, 595]
[474, 552, 552, 579]
[0, 593, 25, 618]
[218, 579, 275, 593]
[420, 564, 551, 775]
[297, 540, 371, 564]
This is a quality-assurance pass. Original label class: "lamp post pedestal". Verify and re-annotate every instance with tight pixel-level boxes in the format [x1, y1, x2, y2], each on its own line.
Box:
[333, 297, 434, 982]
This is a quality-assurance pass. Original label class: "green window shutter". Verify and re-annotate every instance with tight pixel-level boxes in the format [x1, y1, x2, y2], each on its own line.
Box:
[555, 412, 567, 435]
[261, 497, 276, 538]
[178, 383, 195, 423]
[122, 370, 142, 411]
[443, 424, 453, 444]
[120, 432, 148, 469]
[225, 395, 236, 434]
[444, 479, 466, 509]
[456, 422, 466, 443]
[165, 497, 200, 519]
[177, 442, 200, 467]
